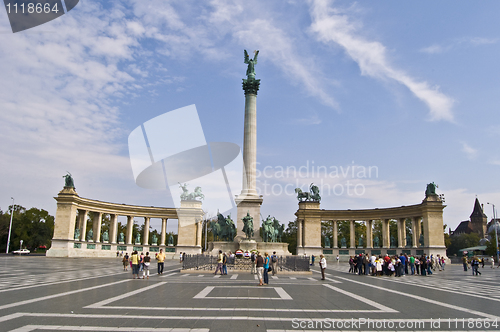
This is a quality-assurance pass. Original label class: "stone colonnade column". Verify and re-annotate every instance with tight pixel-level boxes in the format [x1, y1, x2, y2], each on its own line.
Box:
[366, 220, 373, 249]
[143, 217, 150, 245]
[297, 219, 303, 249]
[126, 216, 134, 245]
[399, 218, 407, 248]
[196, 219, 203, 247]
[78, 210, 88, 242]
[349, 220, 355, 249]
[382, 219, 390, 248]
[161, 218, 168, 246]
[333, 220, 338, 248]
[93, 212, 102, 243]
[110, 214, 118, 244]
[412, 217, 420, 248]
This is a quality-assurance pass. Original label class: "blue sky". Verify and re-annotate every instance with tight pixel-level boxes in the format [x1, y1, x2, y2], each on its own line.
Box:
[1, 0, 499, 234]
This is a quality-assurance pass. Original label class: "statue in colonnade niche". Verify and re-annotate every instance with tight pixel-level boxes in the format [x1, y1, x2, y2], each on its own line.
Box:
[151, 234, 158, 245]
[406, 234, 412, 247]
[419, 233, 424, 247]
[118, 232, 125, 243]
[86, 229, 93, 242]
[135, 233, 141, 244]
[340, 237, 346, 248]
[358, 236, 363, 247]
[324, 236, 330, 248]
[168, 234, 174, 246]
[390, 236, 396, 247]
[102, 230, 109, 242]
[74, 228, 80, 240]
[373, 236, 379, 248]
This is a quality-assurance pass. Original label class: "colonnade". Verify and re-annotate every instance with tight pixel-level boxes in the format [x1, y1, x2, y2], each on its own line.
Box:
[295, 193, 446, 258]
[47, 187, 204, 257]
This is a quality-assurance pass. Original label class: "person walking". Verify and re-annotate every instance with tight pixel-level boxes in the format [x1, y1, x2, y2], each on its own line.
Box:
[336, 255, 339, 264]
[251, 251, 256, 274]
[157, 249, 165, 275]
[130, 251, 140, 279]
[319, 254, 327, 280]
[263, 252, 270, 285]
[491, 256, 495, 268]
[122, 252, 129, 271]
[256, 252, 264, 286]
[271, 251, 278, 276]
[214, 250, 223, 275]
[142, 252, 151, 279]
[139, 252, 145, 273]
[462, 255, 468, 272]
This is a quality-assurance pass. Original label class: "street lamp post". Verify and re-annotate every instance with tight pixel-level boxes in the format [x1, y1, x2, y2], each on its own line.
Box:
[487, 202, 499, 266]
[6, 197, 14, 254]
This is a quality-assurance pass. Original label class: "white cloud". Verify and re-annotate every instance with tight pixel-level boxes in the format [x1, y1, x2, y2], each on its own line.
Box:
[289, 114, 322, 125]
[461, 142, 477, 160]
[308, 0, 455, 122]
[420, 37, 498, 54]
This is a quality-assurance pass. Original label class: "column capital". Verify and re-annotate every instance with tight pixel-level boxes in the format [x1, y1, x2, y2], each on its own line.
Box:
[242, 77, 260, 95]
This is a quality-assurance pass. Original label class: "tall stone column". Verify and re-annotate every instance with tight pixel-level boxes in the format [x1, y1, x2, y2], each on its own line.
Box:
[366, 220, 373, 249]
[160, 218, 167, 246]
[421, 194, 446, 255]
[126, 216, 134, 245]
[333, 220, 338, 248]
[399, 218, 406, 248]
[349, 220, 355, 249]
[177, 200, 204, 254]
[143, 217, 150, 245]
[412, 217, 420, 248]
[382, 219, 390, 248]
[110, 214, 118, 244]
[236, 67, 263, 241]
[79, 210, 88, 242]
[93, 212, 102, 243]
[196, 219, 203, 247]
[47, 187, 79, 257]
[297, 219, 303, 250]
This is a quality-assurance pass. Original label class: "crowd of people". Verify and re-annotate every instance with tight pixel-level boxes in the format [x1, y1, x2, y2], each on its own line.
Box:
[347, 253, 447, 277]
[462, 255, 497, 275]
[121, 249, 166, 278]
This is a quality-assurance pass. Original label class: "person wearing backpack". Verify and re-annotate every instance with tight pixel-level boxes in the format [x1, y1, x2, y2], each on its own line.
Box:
[222, 252, 228, 275]
[271, 251, 278, 276]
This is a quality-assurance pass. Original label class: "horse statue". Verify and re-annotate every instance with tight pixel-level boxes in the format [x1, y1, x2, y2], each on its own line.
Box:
[294, 188, 312, 202]
[261, 216, 275, 242]
[210, 220, 221, 241]
[242, 212, 254, 239]
[179, 183, 189, 200]
[216, 213, 236, 241]
[187, 186, 204, 200]
[272, 218, 284, 242]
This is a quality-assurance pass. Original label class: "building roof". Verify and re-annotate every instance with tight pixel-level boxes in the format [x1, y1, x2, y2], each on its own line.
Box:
[470, 198, 487, 219]
[458, 245, 487, 252]
[452, 220, 474, 235]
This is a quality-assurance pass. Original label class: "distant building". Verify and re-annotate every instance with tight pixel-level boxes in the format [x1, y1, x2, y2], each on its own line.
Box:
[451, 198, 488, 238]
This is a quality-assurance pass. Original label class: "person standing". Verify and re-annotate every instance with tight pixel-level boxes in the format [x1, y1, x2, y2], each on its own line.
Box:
[251, 251, 256, 274]
[157, 249, 165, 275]
[491, 256, 495, 268]
[336, 255, 339, 264]
[139, 252, 145, 273]
[462, 255, 468, 272]
[143, 252, 151, 279]
[271, 251, 278, 276]
[263, 252, 270, 285]
[319, 254, 327, 280]
[311, 255, 315, 266]
[214, 250, 223, 275]
[130, 251, 140, 279]
[179, 252, 183, 263]
[256, 252, 264, 286]
[222, 252, 228, 275]
[122, 253, 129, 271]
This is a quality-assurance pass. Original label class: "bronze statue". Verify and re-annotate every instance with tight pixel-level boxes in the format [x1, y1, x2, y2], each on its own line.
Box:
[63, 172, 75, 188]
[242, 212, 254, 239]
[102, 230, 109, 242]
[135, 233, 141, 244]
[118, 232, 124, 243]
[324, 236, 330, 248]
[244, 50, 259, 79]
[295, 183, 321, 202]
[425, 182, 438, 197]
[86, 229, 93, 242]
[74, 228, 80, 240]
[168, 234, 174, 246]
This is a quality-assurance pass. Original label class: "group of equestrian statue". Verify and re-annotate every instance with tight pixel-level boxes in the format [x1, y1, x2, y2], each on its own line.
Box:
[294, 183, 321, 202]
[210, 212, 284, 243]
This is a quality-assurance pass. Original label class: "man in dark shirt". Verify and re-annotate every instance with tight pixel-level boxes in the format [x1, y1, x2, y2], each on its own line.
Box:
[256, 252, 264, 286]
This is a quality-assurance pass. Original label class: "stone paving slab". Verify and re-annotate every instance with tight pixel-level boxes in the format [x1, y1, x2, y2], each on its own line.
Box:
[0, 256, 500, 331]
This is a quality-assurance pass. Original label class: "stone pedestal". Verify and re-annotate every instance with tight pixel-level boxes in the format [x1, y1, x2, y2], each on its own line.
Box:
[176, 200, 204, 254]
[235, 195, 263, 242]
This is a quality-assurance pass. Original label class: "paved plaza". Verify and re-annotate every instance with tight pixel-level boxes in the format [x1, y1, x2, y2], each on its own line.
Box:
[0, 256, 499, 331]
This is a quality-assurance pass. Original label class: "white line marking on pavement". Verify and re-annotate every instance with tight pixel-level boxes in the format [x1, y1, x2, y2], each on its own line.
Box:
[197, 275, 205, 277]
[9, 325, 209, 332]
[97, 306, 387, 313]
[274, 287, 292, 300]
[85, 282, 167, 308]
[0, 272, 127, 293]
[0, 280, 130, 311]
[271, 276, 278, 279]
[323, 284, 397, 313]
[324, 277, 342, 283]
[230, 274, 238, 279]
[193, 286, 215, 299]
[307, 277, 316, 281]
[334, 275, 500, 320]
[254, 275, 258, 280]
[289, 277, 296, 280]
[213, 275, 221, 278]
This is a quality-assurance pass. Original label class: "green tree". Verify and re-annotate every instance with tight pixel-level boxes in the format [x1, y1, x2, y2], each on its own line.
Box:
[485, 231, 499, 256]
[282, 219, 297, 255]
[446, 233, 480, 257]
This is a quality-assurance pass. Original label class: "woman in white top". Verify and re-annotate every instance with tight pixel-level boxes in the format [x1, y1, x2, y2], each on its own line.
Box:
[319, 254, 327, 280]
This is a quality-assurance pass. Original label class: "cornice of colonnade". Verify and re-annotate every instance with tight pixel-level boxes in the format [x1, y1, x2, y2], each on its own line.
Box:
[54, 190, 178, 219]
[296, 201, 435, 220]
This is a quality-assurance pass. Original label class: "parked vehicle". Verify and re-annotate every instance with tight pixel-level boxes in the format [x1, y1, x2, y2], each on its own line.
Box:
[12, 249, 30, 255]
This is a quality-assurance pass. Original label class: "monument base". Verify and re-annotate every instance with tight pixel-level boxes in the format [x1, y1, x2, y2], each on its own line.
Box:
[297, 246, 323, 256]
[176, 245, 202, 255]
[208, 241, 291, 255]
[235, 195, 263, 242]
